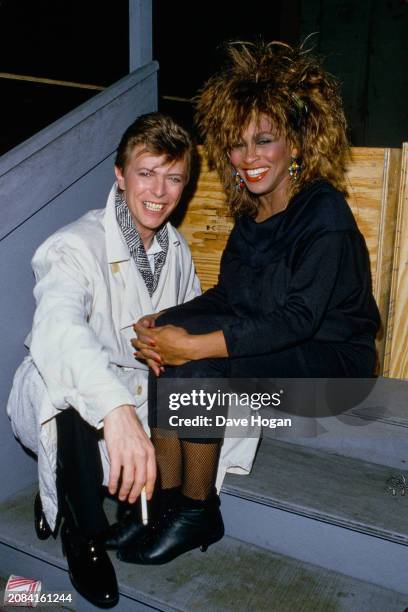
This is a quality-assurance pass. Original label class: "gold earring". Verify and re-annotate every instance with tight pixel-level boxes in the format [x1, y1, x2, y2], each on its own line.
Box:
[288, 157, 301, 181]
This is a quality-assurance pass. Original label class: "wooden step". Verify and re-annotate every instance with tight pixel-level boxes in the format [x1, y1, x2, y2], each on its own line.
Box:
[224, 438, 408, 543]
[0, 486, 407, 611]
[263, 376, 408, 470]
[222, 438, 408, 594]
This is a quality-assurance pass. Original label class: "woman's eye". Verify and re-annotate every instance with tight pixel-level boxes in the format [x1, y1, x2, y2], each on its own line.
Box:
[139, 171, 152, 177]
[231, 142, 244, 149]
[258, 139, 272, 145]
[169, 176, 182, 184]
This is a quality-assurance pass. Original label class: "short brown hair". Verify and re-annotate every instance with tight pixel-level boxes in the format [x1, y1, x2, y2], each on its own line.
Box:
[115, 112, 194, 179]
[195, 40, 350, 217]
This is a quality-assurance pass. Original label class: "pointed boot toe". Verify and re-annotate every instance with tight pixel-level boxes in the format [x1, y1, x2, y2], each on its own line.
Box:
[118, 499, 224, 565]
[104, 517, 149, 550]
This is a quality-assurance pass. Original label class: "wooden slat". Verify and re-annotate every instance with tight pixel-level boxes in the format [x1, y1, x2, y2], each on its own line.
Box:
[177, 151, 233, 289]
[178, 146, 403, 375]
[346, 147, 402, 369]
[384, 143, 408, 379]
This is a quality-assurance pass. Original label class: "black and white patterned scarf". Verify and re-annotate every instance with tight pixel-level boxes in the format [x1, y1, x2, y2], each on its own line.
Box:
[115, 189, 169, 296]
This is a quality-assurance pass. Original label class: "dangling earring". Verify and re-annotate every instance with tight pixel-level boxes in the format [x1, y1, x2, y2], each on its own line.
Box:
[288, 157, 302, 181]
[232, 169, 245, 191]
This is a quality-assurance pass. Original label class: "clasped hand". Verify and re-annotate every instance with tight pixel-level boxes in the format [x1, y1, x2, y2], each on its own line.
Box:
[132, 315, 193, 374]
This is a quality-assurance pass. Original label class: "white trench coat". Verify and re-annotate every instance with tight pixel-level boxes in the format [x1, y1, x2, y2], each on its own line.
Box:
[7, 184, 260, 529]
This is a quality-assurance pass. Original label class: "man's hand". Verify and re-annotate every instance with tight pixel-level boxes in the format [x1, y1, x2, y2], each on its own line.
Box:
[103, 404, 156, 503]
[136, 312, 160, 329]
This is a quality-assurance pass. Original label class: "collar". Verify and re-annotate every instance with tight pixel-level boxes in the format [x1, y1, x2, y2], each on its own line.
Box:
[104, 183, 181, 262]
[146, 234, 164, 256]
[104, 183, 132, 264]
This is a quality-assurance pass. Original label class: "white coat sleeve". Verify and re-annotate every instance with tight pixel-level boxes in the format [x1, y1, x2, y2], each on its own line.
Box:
[179, 237, 202, 303]
[184, 265, 201, 303]
[30, 236, 136, 428]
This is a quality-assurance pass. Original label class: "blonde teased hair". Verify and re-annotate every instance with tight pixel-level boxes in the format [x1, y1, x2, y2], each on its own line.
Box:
[194, 40, 350, 216]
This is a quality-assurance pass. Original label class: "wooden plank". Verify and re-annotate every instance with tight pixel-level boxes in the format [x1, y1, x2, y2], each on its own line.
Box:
[385, 143, 408, 379]
[0, 72, 105, 91]
[346, 147, 402, 369]
[177, 150, 233, 289]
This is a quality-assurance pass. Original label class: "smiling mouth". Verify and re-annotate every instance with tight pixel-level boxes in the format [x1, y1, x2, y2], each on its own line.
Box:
[244, 167, 269, 182]
[143, 201, 164, 212]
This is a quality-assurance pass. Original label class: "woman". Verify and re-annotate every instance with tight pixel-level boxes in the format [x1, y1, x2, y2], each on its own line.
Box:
[123, 41, 380, 565]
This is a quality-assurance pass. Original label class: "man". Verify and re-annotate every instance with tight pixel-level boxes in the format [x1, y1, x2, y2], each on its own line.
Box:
[7, 113, 200, 608]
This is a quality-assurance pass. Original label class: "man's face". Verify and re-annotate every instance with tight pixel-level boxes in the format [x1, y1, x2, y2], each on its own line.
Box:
[115, 147, 188, 243]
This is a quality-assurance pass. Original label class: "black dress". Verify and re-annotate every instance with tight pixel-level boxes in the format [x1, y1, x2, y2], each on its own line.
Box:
[149, 180, 381, 429]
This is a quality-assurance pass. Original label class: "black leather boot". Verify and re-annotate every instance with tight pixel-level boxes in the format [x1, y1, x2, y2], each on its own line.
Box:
[34, 493, 52, 540]
[104, 504, 149, 550]
[61, 522, 119, 608]
[105, 487, 167, 549]
[117, 496, 224, 565]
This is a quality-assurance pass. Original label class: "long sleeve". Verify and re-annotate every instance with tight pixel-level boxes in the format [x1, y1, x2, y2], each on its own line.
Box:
[30, 236, 136, 428]
[183, 281, 230, 312]
[181, 247, 202, 303]
[221, 231, 356, 357]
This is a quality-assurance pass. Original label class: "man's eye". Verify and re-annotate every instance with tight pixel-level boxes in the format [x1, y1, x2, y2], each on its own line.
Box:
[139, 171, 152, 177]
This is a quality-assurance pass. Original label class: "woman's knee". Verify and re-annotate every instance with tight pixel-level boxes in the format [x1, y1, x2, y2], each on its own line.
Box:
[160, 357, 228, 379]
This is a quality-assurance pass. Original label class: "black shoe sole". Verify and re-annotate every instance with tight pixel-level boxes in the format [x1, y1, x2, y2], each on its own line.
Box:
[68, 572, 119, 609]
[118, 530, 224, 565]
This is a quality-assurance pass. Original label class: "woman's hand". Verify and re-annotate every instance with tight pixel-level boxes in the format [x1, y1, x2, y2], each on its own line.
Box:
[133, 313, 165, 376]
[132, 323, 195, 366]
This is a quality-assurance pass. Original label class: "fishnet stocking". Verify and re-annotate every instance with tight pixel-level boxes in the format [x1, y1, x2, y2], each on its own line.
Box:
[181, 441, 221, 501]
[151, 428, 182, 490]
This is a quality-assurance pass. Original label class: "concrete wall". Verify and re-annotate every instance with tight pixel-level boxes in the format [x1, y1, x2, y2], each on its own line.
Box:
[0, 62, 158, 502]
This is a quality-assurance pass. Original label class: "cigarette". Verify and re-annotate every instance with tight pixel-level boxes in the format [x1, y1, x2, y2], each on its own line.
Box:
[141, 486, 148, 525]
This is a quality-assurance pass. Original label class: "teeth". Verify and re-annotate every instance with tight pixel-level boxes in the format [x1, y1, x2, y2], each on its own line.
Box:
[246, 167, 269, 177]
[144, 201, 164, 211]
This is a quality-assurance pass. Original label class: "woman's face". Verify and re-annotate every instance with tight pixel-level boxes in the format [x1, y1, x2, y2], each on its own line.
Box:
[115, 146, 188, 242]
[229, 114, 297, 203]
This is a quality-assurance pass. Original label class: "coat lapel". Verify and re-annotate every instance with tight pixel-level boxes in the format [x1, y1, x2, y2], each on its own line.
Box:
[104, 184, 154, 330]
[119, 259, 154, 329]
[103, 185, 184, 329]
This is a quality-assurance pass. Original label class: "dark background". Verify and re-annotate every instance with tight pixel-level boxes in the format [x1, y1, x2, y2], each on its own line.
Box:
[0, 0, 406, 156]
